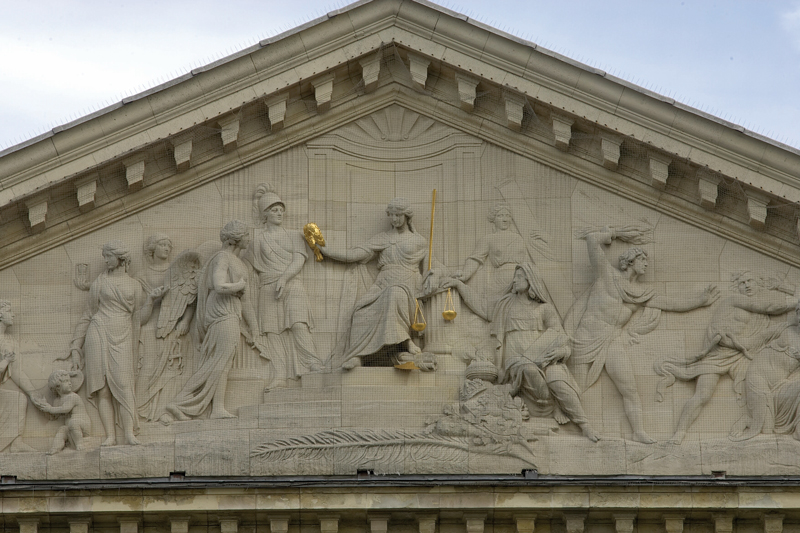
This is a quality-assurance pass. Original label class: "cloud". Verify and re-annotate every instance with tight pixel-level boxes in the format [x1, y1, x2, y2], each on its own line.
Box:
[781, 2, 800, 53]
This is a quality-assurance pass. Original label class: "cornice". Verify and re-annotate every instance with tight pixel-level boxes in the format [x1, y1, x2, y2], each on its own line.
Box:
[0, 0, 798, 270]
[1, 72, 799, 271]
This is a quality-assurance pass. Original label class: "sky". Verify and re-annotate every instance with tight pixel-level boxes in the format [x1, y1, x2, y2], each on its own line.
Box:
[1, 1, 799, 151]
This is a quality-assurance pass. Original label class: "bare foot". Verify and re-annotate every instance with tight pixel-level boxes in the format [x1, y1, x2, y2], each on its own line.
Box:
[553, 405, 569, 425]
[342, 358, 361, 371]
[210, 409, 237, 419]
[125, 433, 141, 445]
[102, 437, 116, 446]
[580, 423, 600, 443]
[406, 339, 422, 355]
[632, 431, 656, 444]
[667, 430, 686, 445]
[46, 449, 59, 455]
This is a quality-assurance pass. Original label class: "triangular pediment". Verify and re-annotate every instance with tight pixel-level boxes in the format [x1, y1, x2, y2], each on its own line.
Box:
[2, 0, 800, 480]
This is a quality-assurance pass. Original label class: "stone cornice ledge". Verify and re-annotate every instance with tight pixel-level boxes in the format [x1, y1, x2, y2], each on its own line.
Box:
[0, 0, 798, 229]
[1, 480, 800, 516]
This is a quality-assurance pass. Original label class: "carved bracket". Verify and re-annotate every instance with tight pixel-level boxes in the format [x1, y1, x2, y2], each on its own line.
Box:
[170, 133, 194, 173]
[74, 174, 98, 213]
[25, 196, 48, 234]
[663, 515, 684, 533]
[266, 94, 289, 131]
[464, 514, 486, 533]
[600, 133, 623, 171]
[551, 114, 574, 151]
[515, 514, 536, 533]
[312, 73, 336, 113]
[697, 168, 723, 209]
[68, 519, 92, 533]
[503, 90, 526, 132]
[219, 519, 238, 533]
[711, 514, 733, 533]
[170, 518, 190, 533]
[360, 56, 381, 93]
[217, 114, 240, 152]
[122, 154, 146, 190]
[319, 516, 340, 533]
[119, 519, 140, 533]
[407, 53, 430, 89]
[418, 515, 438, 533]
[369, 515, 391, 533]
[564, 514, 586, 533]
[648, 151, 672, 190]
[18, 519, 39, 533]
[270, 516, 290, 533]
[744, 189, 771, 229]
[613, 514, 636, 533]
[763, 515, 784, 533]
[455, 73, 479, 112]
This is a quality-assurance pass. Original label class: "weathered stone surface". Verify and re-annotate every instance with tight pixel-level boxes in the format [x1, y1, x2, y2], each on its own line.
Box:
[1, 0, 800, 485]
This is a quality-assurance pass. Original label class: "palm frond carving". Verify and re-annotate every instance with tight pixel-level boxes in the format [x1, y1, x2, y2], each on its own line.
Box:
[251, 428, 536, 470]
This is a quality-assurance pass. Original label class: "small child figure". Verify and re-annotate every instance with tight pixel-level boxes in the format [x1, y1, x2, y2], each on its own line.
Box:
[34, 370, 91, 454]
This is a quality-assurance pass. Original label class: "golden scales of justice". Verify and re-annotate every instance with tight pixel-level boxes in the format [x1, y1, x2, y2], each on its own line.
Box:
[410, 188, 457, 333]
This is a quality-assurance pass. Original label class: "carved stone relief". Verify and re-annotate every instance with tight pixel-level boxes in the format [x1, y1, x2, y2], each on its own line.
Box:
[247, 184, 323, 388]
[3, 107, 800, 480]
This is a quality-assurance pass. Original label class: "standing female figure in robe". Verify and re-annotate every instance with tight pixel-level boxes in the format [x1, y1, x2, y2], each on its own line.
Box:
[456, 203, 527, 309]
[70, 241, 161, 445]
[0, 300, 39, 452]
[247, 184, 322, 385]
[322, 198, 431, 370]
[167, 220, 261, 420]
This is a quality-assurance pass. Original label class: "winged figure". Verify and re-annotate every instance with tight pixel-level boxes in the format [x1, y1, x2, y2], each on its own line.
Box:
[157, 250, 202, 338]
[137, 248, 202, 423]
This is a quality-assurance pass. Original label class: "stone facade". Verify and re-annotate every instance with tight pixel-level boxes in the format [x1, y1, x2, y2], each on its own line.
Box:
[1, 0, 800, 530]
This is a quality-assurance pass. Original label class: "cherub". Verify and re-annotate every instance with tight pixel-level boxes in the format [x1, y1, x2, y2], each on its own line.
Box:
[33, 370, 91, 454]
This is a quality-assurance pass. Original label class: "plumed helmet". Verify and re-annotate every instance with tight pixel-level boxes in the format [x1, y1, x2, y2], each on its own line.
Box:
[254, 183, 284, 215]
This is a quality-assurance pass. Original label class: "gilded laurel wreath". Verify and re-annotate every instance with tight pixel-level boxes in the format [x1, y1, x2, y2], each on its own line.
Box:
[303, 222, 326, 262]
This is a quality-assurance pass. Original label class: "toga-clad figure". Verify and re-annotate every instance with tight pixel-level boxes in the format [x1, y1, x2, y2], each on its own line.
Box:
[247, 184, 322, 385]
[445, 263, 599, 441]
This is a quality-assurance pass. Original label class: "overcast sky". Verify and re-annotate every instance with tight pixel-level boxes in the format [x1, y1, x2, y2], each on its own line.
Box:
[1, 1, 798, 151]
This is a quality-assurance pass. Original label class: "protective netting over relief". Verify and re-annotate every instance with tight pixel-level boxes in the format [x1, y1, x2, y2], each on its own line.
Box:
[1, 42, 799, 480]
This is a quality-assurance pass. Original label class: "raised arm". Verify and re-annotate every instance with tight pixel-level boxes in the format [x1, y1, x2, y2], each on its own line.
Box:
[730, 291, 800, 315]
[441, 278, 488, 320]
[585, 229, 616, 283]
[320, 245, 372, 263]
[459, 236, 490, 282]
[40, 395, 80, 415]
[647, 285, 720, 312]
